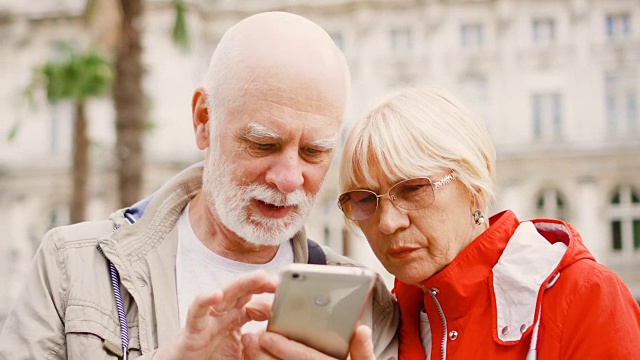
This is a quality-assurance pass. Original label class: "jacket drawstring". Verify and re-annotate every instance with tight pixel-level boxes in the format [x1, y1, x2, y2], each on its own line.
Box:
[525, 307, 542, 360]
[96, 243, 129, 360]
[97, 213, 137, 360]
[526, 272, 560, 360]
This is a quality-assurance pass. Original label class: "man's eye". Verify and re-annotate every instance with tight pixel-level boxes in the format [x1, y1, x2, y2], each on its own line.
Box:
[301, 147, 331, 162]
[303, 147, 322, 155]
[250, 142, 276, 151]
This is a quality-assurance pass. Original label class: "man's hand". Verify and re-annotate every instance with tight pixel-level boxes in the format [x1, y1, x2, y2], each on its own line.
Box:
[241, 324, 376, 360]
[154, 270, 276, 360]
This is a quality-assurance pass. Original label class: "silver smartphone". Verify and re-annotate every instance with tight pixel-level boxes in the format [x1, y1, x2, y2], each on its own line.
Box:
[267, 263, 376, 360]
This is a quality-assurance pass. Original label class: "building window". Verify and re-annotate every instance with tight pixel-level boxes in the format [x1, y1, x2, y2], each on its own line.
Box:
[606, 72, 639, 137]
[532, 18, 556, 45]
[459, 75, 489, 102]
[532, 93, 563, 141]
[460, 23, 484, 48]
[535, 188, 568, 220]
[606, 13, 631, 40]
[458, 75, 491, 133]
[323, 226, 331, 245]
[609, 185, 640, 253]
[389, 27, 413, 53]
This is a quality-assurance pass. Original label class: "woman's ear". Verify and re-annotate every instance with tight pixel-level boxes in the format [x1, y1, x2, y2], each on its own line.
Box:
[192, 87, 210, 150]
[468, 187, 483, 212]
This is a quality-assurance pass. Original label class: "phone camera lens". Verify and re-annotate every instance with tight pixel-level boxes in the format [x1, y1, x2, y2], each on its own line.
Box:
[313, 294, 331, 307]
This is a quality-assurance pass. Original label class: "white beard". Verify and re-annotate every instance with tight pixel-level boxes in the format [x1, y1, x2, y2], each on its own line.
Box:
[202, 144, 315, 247]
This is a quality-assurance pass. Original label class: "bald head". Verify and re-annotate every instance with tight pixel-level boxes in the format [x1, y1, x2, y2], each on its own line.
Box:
[202, 12, 350, 126]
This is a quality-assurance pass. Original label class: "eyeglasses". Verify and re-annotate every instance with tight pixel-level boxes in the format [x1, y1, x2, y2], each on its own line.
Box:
[337, 172, 456, 221]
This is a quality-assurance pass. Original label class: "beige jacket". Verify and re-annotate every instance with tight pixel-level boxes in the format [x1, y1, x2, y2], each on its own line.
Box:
[0, 166, 399, 360]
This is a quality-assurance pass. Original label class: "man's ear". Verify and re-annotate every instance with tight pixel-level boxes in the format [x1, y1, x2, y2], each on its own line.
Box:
[192, 87, 210, 150]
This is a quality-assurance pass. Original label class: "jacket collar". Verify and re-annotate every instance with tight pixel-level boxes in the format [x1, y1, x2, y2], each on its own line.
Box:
[394, 210, 593, 356]
[100, 166, 203, 264]
[491, 220, 568, 343]
[393, 211, 519, 359]
[415, 210, 520, 320]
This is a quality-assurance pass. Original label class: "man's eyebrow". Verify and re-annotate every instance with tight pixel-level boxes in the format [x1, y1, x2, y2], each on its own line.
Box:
[243, 123, 282, 140]
[243, 122, 336, 149]
[308, 137, 337, 149]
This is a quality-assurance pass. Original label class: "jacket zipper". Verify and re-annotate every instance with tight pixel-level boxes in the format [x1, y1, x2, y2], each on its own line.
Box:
[426, 287, 447, 360]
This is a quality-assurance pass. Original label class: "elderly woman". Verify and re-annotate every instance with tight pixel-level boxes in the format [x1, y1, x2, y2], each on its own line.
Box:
[242, 87, 640, 360]
[335, 87, 640, 359]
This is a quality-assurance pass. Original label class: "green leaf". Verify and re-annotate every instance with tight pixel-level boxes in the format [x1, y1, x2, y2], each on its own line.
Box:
[6, 121, 21, 142]
[9, 43, 114, 141]
[172, 0, 190, 51]
[35, 44, 113, 103]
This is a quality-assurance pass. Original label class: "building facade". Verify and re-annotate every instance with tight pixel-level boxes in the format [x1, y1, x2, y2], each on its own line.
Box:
[1, 0, 639, 324]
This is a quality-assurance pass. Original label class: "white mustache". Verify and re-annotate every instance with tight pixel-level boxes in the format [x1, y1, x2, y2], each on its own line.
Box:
[243, 184, 309, 207]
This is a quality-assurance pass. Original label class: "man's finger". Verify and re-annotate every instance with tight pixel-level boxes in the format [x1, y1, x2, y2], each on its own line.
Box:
[245, 297, 273, 322]
[348, 325, 375, 360]
[216, 271, 278, 312]
[185, 290, 224, 332]
[182, 271, 279, 336]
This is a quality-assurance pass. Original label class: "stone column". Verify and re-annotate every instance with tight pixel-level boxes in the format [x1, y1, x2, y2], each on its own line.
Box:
[500, 180, 529, 219]
[574, 177, 604, 262]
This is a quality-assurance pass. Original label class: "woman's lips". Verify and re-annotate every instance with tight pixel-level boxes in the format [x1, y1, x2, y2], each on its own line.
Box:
[254, 199, 295, 219]
[387, 247, 419, 259]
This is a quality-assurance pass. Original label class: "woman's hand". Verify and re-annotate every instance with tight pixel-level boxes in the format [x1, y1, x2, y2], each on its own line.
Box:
[241, 324, 376, 360]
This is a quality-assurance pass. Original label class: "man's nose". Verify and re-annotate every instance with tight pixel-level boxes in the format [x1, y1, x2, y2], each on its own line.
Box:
[264, 151, 304, 194]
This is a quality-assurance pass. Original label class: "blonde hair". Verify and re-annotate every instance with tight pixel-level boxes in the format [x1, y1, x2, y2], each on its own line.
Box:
[339, 87, 496, 213]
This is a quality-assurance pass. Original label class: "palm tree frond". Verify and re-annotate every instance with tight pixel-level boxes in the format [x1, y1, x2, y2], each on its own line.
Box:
[172, 0, 190, 51]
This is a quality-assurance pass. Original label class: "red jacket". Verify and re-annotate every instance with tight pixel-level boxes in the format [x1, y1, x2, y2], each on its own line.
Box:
[394, 210, 640, 359]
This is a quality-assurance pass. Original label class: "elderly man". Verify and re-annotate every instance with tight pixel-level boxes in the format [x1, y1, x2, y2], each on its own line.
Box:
[0, 12, 398, 360]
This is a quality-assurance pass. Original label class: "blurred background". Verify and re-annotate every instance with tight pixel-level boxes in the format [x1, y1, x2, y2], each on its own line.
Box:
[1, 0, 639, 327]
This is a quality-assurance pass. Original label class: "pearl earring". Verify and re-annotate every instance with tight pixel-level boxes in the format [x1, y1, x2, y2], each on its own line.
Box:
[473, 210, 485, 226]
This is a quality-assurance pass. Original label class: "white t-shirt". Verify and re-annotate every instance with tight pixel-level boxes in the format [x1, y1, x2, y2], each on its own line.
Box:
[176, 203, 294, 333]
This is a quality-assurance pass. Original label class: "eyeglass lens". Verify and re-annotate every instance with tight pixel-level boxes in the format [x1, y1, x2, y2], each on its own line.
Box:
[338, 178, 434, 220]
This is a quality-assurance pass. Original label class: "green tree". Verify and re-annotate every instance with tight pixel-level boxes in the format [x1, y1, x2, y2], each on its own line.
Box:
[85, 0, 189, 208]
[111, 0, 146, 208]
[30, 45, 113, 223]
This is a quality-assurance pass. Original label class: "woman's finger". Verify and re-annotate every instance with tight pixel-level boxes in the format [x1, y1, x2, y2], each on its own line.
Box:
[241, 333, 276, 360]
[257, 332, 335, 360]
[348, 325, 375, 360]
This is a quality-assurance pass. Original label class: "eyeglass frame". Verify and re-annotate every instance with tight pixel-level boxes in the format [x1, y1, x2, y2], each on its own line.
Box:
[337, 172, 457, 221]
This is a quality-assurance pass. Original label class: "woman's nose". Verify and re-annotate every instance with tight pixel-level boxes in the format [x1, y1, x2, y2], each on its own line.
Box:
[376, 198, 410, 235]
